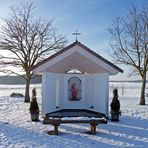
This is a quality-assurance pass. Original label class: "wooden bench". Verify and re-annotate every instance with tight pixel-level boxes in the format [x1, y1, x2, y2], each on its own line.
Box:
[43, 117, 107, 135]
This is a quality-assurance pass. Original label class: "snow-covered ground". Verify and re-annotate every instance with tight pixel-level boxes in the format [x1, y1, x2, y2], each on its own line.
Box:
[0, 83, 148, 148]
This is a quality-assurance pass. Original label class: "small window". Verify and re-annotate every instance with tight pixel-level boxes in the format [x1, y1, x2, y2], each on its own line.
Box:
[66, 69, 83, 74]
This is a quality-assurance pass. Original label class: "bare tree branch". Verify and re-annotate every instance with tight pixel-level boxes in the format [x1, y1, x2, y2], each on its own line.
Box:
[0, 1, 67, 102]
[109, 6, 148, 105]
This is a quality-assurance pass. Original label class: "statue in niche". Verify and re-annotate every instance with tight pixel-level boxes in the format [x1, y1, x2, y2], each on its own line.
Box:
[71, 82, 77, 100]
[68, 77, 81, 101]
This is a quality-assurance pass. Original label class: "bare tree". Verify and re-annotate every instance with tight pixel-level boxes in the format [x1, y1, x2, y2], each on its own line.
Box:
[0, 1, 66, 102]
[109, 6, 148, 105]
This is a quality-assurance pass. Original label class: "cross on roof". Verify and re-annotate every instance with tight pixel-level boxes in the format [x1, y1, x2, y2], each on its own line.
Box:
[72, 30, 81, 41]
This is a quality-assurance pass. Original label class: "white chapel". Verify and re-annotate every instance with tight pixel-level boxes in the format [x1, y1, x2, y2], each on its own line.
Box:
[33, 41, 123, 117]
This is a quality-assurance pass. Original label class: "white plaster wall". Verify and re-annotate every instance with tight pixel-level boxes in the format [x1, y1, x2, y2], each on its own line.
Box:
[42, 72, 109, 117]
[85, 75, 93, 108]
[42, 73, 64, 117]
[90, 73, 109, 116]
[105, 74, 109, 117]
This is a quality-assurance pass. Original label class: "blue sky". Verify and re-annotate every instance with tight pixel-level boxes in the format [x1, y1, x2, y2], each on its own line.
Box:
[0, 0, 147, 80]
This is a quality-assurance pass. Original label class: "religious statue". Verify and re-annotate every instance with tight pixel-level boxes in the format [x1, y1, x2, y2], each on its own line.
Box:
[68, 77, 81, 101]
[71, 83, 77, 100]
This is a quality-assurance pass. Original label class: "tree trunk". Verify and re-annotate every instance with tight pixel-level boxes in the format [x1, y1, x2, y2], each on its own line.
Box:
[140, 74, 146, 105]
[25, 78, 30, 102]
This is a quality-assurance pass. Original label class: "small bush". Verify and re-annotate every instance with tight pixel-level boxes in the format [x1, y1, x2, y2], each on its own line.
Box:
[29, 88, 39, 114]
[10, 93, 24, 97]
[110, 89, 120, 112]
[110, 89, 121, 121]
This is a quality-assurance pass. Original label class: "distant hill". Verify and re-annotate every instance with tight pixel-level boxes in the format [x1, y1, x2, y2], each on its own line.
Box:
[0, 75, 147, 85]
[110, 80, 148, 83]
[0, 75, 42, 84]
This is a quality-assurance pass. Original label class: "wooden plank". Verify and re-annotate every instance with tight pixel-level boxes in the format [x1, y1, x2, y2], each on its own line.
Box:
[43, 118, 107, 125]
[61, 120, 90, 123]
[61, 119, 107, 124]
[43, 118, 61, 125]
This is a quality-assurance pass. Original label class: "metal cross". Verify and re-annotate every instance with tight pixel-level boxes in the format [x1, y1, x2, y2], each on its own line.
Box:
[72, 30, 81, 41]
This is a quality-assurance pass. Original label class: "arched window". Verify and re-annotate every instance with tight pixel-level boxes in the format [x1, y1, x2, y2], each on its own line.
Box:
[68, 77, 81, 101]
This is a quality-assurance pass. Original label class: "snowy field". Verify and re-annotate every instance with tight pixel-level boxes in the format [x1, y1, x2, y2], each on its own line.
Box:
[0, 83, 148, 148]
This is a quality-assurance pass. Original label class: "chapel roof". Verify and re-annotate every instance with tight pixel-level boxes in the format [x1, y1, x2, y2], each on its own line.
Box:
[32, 41, 123, 74]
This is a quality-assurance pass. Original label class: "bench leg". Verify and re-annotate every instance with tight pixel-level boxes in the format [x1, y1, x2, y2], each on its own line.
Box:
[54, 125, 59, 135]
[91, 125, 96, 135]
